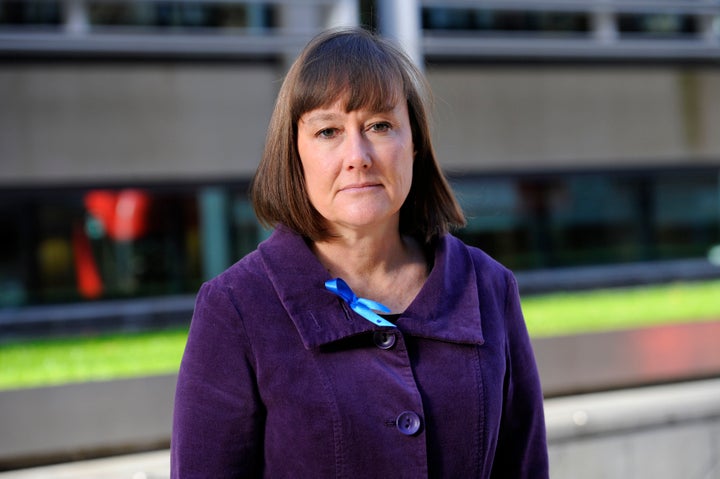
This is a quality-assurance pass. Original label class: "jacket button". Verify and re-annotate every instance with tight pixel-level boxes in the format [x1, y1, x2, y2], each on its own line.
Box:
[396, 411, 421, 436]
[373, 331, 396, 350]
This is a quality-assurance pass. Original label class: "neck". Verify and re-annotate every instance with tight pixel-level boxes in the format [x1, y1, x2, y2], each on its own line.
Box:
[311, 227, 429, 313]
[313, 231, 405, 279]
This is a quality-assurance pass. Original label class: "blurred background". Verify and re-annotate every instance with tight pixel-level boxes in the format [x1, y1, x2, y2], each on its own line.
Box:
[2, 0, 720, 315]
[1, 0, 720, 477]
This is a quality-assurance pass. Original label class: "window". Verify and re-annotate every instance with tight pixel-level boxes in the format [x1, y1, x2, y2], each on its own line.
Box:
[452, 169, 720, 271]
[0, 1, 61, 27]
[423, 7, 590, 37]
[618, 13, 699, 38]
[1, 169, 718, 308]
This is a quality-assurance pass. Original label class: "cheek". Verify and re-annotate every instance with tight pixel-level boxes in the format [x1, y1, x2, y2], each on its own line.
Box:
[401, 164, 414, 198]
[398, 147, 415, 193]
[297, 140, 315, 184]
[300, 155, 333, 204]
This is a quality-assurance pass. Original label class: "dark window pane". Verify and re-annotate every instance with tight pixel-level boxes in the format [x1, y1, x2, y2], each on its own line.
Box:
[0, 1, 61, 25]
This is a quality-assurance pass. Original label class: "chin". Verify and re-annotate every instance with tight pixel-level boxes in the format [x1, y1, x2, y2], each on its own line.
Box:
[333, 213, 401, 232]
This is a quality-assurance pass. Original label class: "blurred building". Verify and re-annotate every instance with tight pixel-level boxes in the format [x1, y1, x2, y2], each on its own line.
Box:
[1, 0, 719, 322]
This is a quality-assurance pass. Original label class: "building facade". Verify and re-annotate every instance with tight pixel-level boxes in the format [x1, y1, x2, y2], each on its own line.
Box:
[1, 0, 719, 314]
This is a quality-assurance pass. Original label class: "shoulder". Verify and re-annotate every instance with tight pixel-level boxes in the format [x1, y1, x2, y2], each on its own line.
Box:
[439, 234, 520, 320]
[210, 249, 265, 290]
[198, 226, 317, 316]
[198, 230, 287, 316]
[191, 249, 267, 326]
[206, 226, 300, 295]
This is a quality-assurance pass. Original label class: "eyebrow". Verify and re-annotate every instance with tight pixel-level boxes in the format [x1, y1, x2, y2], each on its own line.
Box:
[300, 112, 340, 125]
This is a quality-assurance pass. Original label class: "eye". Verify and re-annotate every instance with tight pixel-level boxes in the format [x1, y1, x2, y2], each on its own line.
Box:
[317, 128, 339, 139]
[369, 122, 392, 133]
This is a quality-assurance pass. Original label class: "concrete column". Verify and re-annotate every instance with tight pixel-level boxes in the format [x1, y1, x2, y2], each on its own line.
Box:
[278, 2, 322, 69]
[199, 187, 231, 281]
[326, 0, 359, 28]
[62, 0, 90, 35]
[592, 6, 618, 44]
[377, 0, 424, 69]
[698, 12, 719, 44]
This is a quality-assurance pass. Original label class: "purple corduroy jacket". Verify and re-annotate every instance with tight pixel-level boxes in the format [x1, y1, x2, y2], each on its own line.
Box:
[171, 226, 548, 478]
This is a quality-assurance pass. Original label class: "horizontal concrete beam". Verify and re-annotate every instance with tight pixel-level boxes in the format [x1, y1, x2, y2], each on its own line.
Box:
[533, 320, 720, 396]
[545, 377, 720, 442]
[4, 378, 720, 478]
[546, 378, 720, 478]
[0, 375, 176, 470]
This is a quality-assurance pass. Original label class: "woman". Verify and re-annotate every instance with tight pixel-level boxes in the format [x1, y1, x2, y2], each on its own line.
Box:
[171, 27, 548, 478]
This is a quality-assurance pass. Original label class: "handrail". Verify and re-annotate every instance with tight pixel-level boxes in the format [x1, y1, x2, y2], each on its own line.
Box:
[0, 0, 359, 60]
[421, 0, 720, 14]
[421, 0, 719, 60]
[0, 0, 718, 61]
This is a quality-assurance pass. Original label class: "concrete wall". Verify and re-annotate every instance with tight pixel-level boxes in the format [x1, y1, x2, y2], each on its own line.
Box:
[546, 379, 720, 479]
[428, 66, 720, 172]
[1, 377, 719, 477]
[0, 375, 176, 469]
[0, 64, 279, 184]
[2, 63, 720, 185]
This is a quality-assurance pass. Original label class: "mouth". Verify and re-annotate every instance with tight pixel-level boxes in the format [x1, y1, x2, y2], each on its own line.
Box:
[340, 182, 382, 192]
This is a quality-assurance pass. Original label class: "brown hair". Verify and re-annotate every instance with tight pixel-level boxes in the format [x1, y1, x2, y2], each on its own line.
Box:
[250, 27, 466, 243]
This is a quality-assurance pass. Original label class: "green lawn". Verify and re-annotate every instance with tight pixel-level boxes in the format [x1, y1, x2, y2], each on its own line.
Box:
[0, 328, 189, 391]
[522, 279, 720, 337]
[1, 279, 719, 391]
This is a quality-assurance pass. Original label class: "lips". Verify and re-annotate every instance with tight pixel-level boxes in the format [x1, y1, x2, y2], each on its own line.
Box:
[340, 182, 382, 192]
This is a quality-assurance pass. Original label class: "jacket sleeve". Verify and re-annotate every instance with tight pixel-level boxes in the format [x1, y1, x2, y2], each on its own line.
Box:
[171, 280, 264, 478]
[491, 274, 549, 478]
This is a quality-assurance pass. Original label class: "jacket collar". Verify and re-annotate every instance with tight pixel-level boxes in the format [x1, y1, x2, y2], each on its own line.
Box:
[258, 226, 484, 349]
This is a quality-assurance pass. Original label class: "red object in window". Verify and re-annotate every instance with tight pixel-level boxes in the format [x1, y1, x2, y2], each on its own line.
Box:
[84, 190, 117, 236]
[72, 223, 103, 299]
[84, 189, 150, 241]
[113, 189, 150, 241]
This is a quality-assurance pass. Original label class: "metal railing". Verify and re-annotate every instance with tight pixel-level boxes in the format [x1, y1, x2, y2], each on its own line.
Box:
[420, 0, 720, 61]
[1, 0, 719, 61]
[0, 0, 359, 59]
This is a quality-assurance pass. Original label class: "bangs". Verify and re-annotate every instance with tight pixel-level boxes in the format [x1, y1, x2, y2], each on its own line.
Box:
[291, 32, 405, 120]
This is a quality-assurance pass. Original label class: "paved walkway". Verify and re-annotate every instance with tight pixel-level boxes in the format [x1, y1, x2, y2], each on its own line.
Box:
[0, 451, 169, 479]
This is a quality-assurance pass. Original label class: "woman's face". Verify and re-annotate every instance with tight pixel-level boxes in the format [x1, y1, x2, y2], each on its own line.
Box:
[296, 96, 415, 237]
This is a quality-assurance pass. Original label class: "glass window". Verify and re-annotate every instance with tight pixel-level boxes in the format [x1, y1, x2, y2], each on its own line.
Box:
[452, 177, 542, 270]
[0, 1, 61, 26]
[618, 13, 699, 38]
[87, 1, 274, 31]
[2, 169, 718, 308]
[453, 169, 720, 271]
[653, 172, 720, 258]
[422, 7, 590, 36]
[0, 184, 259, 308]
[548, 176, 643, 266]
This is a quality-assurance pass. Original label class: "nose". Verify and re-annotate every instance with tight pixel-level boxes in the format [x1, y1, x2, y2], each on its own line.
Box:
[345, 131, 372, 170]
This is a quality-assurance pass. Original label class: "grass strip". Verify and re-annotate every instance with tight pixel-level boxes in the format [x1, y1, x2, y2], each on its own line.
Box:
[1, 280, 719, 390]
[0, 328, 188, 391]
[522, 279, 720, 337]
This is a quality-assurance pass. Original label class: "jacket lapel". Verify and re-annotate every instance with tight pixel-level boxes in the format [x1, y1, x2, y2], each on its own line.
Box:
[400, 234, 485, 345]
[258, 227, 377, 349]
[258, 227, 484, 349]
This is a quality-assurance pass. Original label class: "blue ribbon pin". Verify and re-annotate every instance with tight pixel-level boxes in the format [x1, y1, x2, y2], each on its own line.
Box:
[324, 278, 397, 328]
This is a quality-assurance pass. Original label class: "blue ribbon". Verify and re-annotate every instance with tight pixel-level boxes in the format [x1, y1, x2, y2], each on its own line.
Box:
[325, 278, 397, 328]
